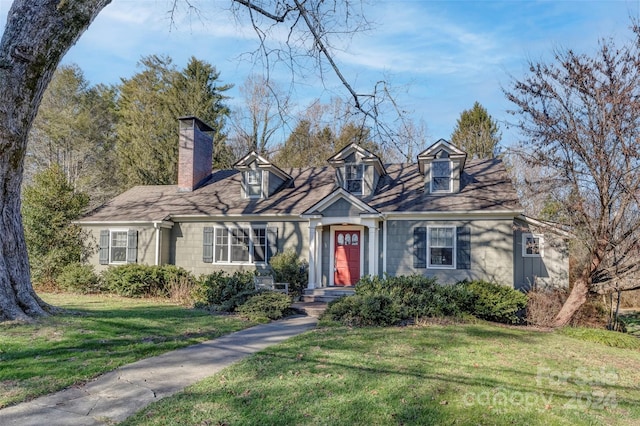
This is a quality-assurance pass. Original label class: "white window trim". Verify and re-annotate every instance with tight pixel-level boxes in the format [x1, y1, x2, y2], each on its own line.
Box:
[427, 225, 456, 269]
[430, 159, 453, 193]
[245, 170, 263, 199]
[522, 233, 544, 258]
[212, 226, 268, 265]
[109, 228, 129, 265]
[345, 163, 364, 195]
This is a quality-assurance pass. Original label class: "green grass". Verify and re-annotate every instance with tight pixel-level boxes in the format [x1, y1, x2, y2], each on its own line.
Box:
[0, 293, 257, 408]
[122, 323, 640, 426]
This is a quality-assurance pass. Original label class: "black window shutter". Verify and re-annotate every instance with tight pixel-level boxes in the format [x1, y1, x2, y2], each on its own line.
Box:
[456, 226, 471, 270]
[203, 227, 214, 263]
[413, 227, 427, 269]
[126, 229, 138, 263]
[267, 227, 278, 261]
[99, 230, 109, 265]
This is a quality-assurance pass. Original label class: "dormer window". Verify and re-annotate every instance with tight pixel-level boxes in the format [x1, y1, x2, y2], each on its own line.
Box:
[246, 170, 262, 198]
[431, 160, 452, 193]
[345, 164, 363, 194]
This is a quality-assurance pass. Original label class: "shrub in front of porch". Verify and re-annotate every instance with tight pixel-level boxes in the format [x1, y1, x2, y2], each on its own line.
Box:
[195, 270, 257, 312]
[323, 276, 529, 326]
[322, 294, 401, 327]
[236, 292, 293, 321]
[323, 275, 473, 326]
[356, 275, 474, 319]
[269, 250, 308, 299]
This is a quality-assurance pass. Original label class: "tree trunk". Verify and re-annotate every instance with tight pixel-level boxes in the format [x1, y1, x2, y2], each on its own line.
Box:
[0, 0, 110, 321]
[552, 274, 590, 327]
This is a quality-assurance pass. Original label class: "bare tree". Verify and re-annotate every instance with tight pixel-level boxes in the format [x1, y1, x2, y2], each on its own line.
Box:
[228, 74, 289, 158]
[0, 0, 399, 321]
[505, 25, 640, 327]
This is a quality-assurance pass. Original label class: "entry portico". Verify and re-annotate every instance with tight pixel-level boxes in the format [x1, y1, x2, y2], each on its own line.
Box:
[302, 188, 382, 289]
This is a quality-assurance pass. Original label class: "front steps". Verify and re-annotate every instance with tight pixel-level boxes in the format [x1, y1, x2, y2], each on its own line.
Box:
[291, 287, 355, 318]
[303, 286, 355, 303]
[291, 302, 328, 318]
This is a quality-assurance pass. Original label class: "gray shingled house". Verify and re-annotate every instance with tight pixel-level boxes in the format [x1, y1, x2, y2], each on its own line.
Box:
[78, 116, 569, 291]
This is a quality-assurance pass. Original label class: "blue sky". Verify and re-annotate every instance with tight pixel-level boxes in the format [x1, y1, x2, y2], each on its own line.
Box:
[1, 0, 638, 148]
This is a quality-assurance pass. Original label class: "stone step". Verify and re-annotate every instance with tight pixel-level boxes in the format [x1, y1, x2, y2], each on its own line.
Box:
[304, 287, 355, 296]
[291, 302, 328, 318]
[302, 295, 342, 303]
[302, 287, 355, 304]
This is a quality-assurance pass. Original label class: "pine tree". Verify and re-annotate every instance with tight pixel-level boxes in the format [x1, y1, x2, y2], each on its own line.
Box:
[22, 165, 91, 286]
[450, 101, 501, 159]
[116, 55, 233, 189]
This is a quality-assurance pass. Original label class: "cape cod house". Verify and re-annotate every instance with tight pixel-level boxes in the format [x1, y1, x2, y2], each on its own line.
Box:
[78, 116, 569, 291]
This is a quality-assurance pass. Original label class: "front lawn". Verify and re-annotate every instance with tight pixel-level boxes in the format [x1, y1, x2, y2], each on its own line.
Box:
[0, 293, 257, 408]
[122, 322, 640, 426]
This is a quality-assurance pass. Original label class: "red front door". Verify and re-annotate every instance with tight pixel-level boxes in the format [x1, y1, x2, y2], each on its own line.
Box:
[334, 230, 360, 286]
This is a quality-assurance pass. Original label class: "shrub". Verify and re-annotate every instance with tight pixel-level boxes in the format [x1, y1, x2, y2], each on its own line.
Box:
[57, 262, 101, 294]
[22, 165, 92, 287]
[196, 270, 257, 311]
[462, 280, 528, 324]
[269, 250, 308, 299]
[101, 264, 196, 298]
[357, 275, 473, 319]
[236, 292, 293, 321]
[323, 294, 401, 327]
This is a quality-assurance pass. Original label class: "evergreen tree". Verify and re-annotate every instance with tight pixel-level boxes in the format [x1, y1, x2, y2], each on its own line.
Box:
[171, 57, 234, 168]
[116, 55, 232, 189]
[450, 101, 501, 159]
[22, 165, 91, 286]
[26, 65, 118, 208]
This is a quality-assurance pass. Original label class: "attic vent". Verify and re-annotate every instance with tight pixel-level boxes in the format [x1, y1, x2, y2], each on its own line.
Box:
[436, 150, 450, 159]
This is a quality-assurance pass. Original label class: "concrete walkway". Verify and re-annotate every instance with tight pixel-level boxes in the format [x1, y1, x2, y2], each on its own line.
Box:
[0, 315, 317, 426]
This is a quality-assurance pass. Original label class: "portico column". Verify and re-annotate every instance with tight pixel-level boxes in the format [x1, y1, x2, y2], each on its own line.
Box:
[368, 225, 378, 277]
[315, 226, 322, 288]
[308, 224, 317, 289]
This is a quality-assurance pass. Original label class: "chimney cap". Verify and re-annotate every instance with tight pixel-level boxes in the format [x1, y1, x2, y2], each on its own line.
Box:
[178, 116, 215, 133]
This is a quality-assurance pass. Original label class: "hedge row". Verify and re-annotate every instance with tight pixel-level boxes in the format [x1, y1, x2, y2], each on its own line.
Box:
[323, 275, 528, 326]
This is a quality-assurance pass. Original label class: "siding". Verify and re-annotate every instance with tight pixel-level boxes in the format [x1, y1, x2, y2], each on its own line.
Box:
[171, 220, 308, 276]
[160, 227, 171, 265]
[267, 171, 285, 196]
[321, 198, 364, 217]
[386, 219, 515, 286]
[513, 222, 569, 290]
[84, 225, 157, 273]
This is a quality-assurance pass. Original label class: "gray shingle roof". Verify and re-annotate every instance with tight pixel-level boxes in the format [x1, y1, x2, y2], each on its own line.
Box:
[79, 159, 521, 223]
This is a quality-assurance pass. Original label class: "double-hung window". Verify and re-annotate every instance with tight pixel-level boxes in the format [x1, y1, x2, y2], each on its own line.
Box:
[110, 230, 128, 264]
[431, 160, 452, 193]
[345, 164, 363, 194]
[246, 170, 262, 198]
[99, 229, 137, 265]
[428, 226, 455, 268]
[213, 227, 267, 264]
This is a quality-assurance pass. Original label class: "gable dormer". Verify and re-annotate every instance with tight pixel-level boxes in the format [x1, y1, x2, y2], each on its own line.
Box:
[234, 151, 292, 199]
[327, 143, 386, 197]
[417, 139, 467, 194]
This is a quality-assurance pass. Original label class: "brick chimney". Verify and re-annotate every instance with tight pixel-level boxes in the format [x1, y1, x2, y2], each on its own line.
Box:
[178, 116, 214, 192]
